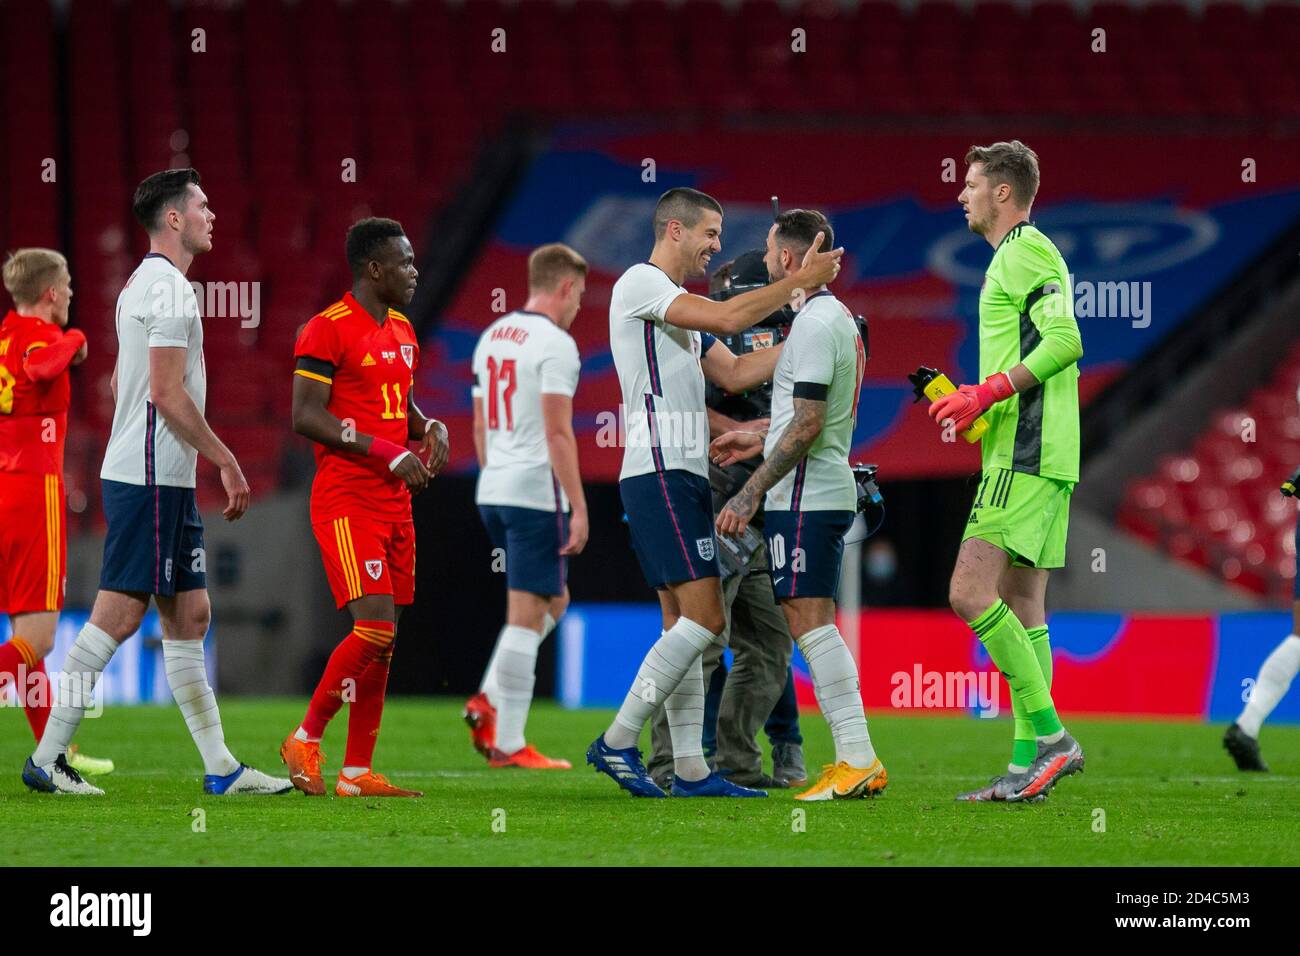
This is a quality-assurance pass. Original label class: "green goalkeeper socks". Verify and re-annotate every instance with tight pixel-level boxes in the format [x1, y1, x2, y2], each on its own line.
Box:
[968, 601, 1062, 739]
[1010, 625, 1054, 767]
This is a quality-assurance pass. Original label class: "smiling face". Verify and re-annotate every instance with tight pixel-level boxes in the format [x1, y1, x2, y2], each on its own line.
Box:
[958, 163, 1005, 238]
[677, 208, 723, 280]
[176, 184, 215, 254]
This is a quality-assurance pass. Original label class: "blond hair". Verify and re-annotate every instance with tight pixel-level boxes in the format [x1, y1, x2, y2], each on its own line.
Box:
[528, 243, 588, 293]
[3, 248, 68, 308]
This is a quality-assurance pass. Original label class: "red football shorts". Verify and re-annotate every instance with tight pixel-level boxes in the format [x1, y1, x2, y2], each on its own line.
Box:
[0, 473, 66, 614]
[311, 515, 415, 609]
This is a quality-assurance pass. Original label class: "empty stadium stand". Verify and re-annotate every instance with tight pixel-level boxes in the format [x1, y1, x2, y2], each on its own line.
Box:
[2, 0, 1300, 531]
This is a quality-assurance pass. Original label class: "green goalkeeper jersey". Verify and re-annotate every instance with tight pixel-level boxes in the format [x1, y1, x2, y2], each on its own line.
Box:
[977, 222, 1082, 483]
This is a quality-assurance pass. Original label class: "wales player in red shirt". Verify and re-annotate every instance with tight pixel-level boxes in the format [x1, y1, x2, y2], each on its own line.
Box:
[0, 249, 112, 778]
[280, 219, 448, 797]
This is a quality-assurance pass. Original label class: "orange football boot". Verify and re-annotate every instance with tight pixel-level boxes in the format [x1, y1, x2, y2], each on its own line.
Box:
[279, 732, 326, 796]
[487, 744, 573, 769]
[334, 771, 423, 797]
[463, 691, 497, 756]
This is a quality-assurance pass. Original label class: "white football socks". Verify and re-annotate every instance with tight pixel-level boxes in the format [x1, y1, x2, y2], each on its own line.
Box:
[604, 617, 715, 750]
[481, 612, 556, 708]
[493, 624, 543, 755]
[33, 623, 118, 767]
[163, 639, 239, 777]
[666, 656, 710, 782]
[796, 624, 876, 767]
[1237, 634, 1300, 738]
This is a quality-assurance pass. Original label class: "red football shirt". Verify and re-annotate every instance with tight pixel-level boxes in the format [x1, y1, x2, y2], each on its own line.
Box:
[294, 293, 421, 523]
[0, 310, 78, 475]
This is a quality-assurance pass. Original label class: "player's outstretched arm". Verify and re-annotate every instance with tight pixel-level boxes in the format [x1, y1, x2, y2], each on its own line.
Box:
[715, 396, 826, 537]
[666, 233, 843, 335]
[542, 392, 588, 556]
[150, 346, 249, 520]
[700, 337, 783, 394]
[291, 368, 429, 494]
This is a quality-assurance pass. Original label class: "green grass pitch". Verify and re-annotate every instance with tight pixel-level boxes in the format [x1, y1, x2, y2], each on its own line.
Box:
[2, 699, 1298, 866]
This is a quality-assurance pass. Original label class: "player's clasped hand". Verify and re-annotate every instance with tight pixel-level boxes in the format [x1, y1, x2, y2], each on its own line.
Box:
[219, 459, 250, 521]
[716, 493, 758, 537]
[709, 430, 765, 468]
[420, 419, 450, 476]
[394, 453, 431, 494]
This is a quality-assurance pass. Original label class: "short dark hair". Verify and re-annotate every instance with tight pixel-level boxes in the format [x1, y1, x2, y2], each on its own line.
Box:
[653, 187, 722, 240]
[774, 208, 834, 258]
[965, 140, 1040, 207]
[345, 217, 406, 277]
[132, 168, 202, 232]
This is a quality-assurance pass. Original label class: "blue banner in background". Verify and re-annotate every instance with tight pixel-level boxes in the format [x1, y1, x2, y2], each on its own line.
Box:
[0, 611, 216, 706]
[558, 604, 1300, 724]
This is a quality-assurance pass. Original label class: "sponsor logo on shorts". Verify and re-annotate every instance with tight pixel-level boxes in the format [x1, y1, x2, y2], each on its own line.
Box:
[696, 537, 715, 562]
[365, 560, 383, 580]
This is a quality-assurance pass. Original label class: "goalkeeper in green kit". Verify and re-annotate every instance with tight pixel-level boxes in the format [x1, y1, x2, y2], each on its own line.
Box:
[931, 141, 1085, 803]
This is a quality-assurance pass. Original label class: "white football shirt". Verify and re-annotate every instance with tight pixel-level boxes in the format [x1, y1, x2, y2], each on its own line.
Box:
[101, 254, 207, 488]
[764, 291, 865, 512]
[472, 310, 581, 512]
[608, 262, 710, 481]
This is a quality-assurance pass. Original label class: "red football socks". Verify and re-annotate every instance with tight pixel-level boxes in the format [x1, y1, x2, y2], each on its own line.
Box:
[300, 620, 394, 740]
[0, 638, 49, 740]
[345, 645, 394, 770]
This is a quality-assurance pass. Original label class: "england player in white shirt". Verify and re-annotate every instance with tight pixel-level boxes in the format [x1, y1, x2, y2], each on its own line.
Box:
[464, 244, 589, 770]
[587, 187, 843, 797]
[23, 169, 289, 796]
[713, 209, 887, 802]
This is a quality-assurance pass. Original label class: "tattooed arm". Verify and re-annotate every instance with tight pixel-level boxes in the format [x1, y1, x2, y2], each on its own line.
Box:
[715, 395, 826, 536]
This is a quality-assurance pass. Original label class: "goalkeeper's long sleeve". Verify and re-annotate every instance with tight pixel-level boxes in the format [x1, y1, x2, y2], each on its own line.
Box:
[1019, 284, 1082, 384]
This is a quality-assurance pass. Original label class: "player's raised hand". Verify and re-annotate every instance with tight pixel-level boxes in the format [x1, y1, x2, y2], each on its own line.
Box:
[219, 459, 250, 521]
[795, 231, 844, 289]
[560, 509, 589, 556]
[420, 419, 450, 476]
[710, 429, 765, 467]
[394, 453, 431, 494]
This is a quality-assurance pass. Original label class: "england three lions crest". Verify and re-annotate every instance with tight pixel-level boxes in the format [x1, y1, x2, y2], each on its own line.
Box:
[696, 537, 715, 562]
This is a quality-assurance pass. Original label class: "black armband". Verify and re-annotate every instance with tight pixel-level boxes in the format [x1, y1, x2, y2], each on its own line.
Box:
[294, 356, 335, 383]
[792, 381, 829, 401]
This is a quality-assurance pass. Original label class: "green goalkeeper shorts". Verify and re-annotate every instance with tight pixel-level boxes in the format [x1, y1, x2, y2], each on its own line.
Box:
[961, 468, 1074, 569]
